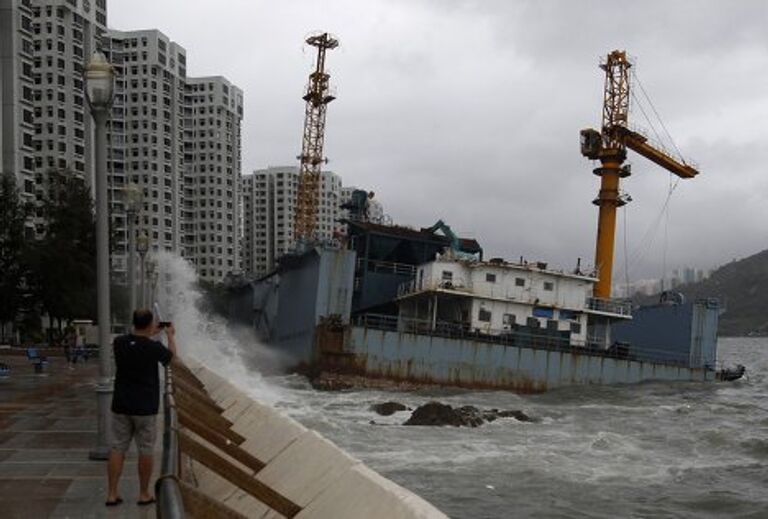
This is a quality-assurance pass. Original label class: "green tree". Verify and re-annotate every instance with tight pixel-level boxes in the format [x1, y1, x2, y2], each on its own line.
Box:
[28, 171, 97, 332]
[0, 173, 29, 342]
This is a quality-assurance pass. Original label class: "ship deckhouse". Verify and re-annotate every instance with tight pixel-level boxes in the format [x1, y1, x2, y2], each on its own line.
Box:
[396, 255, 631, 348]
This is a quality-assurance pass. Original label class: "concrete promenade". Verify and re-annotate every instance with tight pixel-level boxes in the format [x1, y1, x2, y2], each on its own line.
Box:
[0, 351, 157, 518]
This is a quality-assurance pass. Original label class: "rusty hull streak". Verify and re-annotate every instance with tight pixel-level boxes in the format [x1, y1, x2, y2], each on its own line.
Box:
[311, 326, 715, 393]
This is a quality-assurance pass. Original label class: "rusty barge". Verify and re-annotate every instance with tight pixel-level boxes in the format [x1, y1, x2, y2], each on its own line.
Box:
[248, 220, 725, 392]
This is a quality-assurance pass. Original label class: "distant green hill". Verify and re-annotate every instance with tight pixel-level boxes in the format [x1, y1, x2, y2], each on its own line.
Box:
[637, 249, 768, 336]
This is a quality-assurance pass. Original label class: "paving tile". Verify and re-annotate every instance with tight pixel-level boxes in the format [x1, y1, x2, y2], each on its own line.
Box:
[0, 355, 160, 518]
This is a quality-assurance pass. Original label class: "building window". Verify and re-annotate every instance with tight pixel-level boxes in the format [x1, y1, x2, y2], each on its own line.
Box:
[526, 317, 540, 328]
[543, 281, 554, 291]
[486, 273, 496, 283]
[502, 313, 516, 326]
[547, 320, 559, 331]
[441, 270, 453, 282]
[478, 308, 492, 323]
[515, 277, 525, 287]
[570, 322, 582, 334]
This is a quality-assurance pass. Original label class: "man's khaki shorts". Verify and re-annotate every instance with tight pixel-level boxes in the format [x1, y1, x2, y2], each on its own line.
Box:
[111, 413, 157, 455]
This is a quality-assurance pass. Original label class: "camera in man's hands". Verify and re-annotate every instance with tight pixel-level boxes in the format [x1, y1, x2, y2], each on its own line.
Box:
[158, 321, 172, 329]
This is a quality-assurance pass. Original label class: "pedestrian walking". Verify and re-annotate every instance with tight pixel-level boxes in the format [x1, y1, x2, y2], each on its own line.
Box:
[105, 309, 176, 507]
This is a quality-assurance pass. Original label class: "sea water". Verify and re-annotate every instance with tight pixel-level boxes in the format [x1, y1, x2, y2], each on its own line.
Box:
[156, 253, 768, 518]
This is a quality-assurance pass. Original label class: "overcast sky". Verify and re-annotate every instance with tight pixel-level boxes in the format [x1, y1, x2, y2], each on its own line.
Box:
[109, 0, 768, 283]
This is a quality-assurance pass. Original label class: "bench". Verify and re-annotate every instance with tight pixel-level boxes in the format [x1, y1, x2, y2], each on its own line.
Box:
[26, 347, 48, 373]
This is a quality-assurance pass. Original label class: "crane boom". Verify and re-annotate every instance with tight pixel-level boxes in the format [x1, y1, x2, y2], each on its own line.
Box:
[619, 128, 698, 179]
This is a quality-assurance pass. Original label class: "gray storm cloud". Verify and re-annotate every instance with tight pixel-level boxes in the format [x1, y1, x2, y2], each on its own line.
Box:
[110, 0, 768, 280]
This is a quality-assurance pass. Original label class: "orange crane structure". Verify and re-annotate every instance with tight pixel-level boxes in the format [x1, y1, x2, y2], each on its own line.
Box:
[294, 32, 339, 246]
[581, 50, 699, 300]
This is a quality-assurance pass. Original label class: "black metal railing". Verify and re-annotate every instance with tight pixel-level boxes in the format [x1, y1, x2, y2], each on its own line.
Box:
[155, 364, 185, 518]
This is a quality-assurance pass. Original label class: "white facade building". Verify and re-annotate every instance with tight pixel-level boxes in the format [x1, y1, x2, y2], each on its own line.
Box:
[103, 29, 186, 279]
[1, 0, 105, 235]
[1, 0, 38, 214]
[184, 76, 243, 282]
[241, 166, 342, 277]
[397, 257, 633, 346]
[102, 30, 243, 284]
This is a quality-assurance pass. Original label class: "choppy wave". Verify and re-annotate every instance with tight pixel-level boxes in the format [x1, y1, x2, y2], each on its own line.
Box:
[154, 257, 768, 518]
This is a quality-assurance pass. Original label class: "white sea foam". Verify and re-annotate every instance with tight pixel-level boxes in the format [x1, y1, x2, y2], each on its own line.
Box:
[152, 251, 286, 405]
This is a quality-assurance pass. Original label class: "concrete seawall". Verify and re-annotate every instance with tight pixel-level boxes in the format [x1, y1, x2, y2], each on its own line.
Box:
[183, 358, 447, 518]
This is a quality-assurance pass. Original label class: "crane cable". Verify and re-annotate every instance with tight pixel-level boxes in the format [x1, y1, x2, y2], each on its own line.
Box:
[623, 201, 630, 297]
[615, 176, 680, 286]
[631, 69, 687, 164]
[616, 69, 683, 290]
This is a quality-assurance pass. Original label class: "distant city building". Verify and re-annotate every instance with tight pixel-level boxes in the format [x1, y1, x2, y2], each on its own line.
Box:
[241, 166, 342, 277]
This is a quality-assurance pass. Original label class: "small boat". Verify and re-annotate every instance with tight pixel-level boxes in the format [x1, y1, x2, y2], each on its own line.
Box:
[716, 364, 746, 382]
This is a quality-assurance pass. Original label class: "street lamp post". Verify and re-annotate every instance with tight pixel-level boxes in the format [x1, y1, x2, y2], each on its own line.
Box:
[137, 232, 149, 308]
[145, 259, 156, 308]
[124, 183, 142, 323]
[85, 51, 115, 461]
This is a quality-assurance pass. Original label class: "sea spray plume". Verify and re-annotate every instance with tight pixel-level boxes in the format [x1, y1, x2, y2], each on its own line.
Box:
[152, 251, 286, 405]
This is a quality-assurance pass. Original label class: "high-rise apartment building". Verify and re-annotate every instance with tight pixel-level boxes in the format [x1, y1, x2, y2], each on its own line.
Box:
[241, 166, 342, 276]
[1, 0, 104, 233]
[103, 29, 186, 278]
[31, 0, 105, 200]
[1, 5, 244, 284]
[102, 30, 243, 284]
[0, 0, 37, 213]
[184, 76, 243, 283]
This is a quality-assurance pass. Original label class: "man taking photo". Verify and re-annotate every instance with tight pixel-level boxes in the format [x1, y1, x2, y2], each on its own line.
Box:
[106, 308, 176, 507]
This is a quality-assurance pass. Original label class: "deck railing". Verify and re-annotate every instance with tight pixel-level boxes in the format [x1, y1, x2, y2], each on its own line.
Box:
[585, 297, 633, 317]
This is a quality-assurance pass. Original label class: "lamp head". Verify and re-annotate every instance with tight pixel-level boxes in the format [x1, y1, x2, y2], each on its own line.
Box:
[124, 183, 143, 212]
[85, 51, 115, 111]
[136, 232, 150, 254]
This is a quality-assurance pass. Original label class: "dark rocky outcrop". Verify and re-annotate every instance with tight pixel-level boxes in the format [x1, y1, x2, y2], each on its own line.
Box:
[371, 401, 409, 416]
[402, 401, 535, 427]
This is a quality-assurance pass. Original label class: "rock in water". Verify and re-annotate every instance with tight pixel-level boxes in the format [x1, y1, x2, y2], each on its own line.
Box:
[404, 401, 461, 426]
[371, 401, 408, 416]
[404, 402, 482, 427]
[404, 402, 536, 427]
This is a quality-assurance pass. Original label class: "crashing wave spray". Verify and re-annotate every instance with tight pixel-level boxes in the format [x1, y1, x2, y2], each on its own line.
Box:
[152, 251, 286, 405]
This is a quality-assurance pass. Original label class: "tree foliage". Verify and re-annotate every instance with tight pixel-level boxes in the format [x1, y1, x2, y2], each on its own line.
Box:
[0, 173, 29, 340]
[28, 171, 97, 327]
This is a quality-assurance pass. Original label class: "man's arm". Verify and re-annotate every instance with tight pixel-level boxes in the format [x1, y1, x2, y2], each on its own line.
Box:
[165, 324, 177, 357]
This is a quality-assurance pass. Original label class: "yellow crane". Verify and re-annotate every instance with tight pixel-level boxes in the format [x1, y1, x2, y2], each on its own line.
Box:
[294, 32, 339, 245]
[581, 50, 698, 300]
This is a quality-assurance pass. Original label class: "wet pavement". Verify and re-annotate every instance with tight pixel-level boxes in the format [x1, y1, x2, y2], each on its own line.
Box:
[0, 351, 158, 518]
